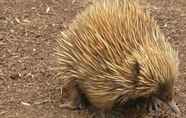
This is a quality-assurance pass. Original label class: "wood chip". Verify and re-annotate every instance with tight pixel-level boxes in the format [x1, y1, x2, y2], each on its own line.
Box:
[21, 101, 31, 106]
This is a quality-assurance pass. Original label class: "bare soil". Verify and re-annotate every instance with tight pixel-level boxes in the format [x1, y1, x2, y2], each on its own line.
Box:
[0, 0, 185, 118]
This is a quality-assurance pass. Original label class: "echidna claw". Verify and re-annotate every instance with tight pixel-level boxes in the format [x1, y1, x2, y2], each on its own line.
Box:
[147, 98, 162, 113]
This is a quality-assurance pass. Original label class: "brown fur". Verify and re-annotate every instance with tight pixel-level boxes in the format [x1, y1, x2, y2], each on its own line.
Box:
[56, 0, 179, 112]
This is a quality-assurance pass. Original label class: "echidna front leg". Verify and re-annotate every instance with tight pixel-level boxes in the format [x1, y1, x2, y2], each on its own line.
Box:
[147, 97, 161, 113]
[60, 79, 84, 110]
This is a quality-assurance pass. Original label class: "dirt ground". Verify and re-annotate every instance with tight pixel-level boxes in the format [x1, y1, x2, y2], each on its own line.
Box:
[0, 0, 185, 118]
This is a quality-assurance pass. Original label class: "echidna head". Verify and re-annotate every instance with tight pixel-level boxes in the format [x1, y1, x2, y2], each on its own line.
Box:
[155, 79, 180, 114]
[132, 46, 180, 114]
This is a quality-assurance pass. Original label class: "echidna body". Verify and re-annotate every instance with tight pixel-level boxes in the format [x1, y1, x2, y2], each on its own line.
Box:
[56, 0, 180, 114]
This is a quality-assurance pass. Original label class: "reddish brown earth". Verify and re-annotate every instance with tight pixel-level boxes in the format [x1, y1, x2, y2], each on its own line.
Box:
[0, 0, 185, 118]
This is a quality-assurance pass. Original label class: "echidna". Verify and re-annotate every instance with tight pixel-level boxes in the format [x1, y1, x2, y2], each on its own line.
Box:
[56, 0, 180, 115]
